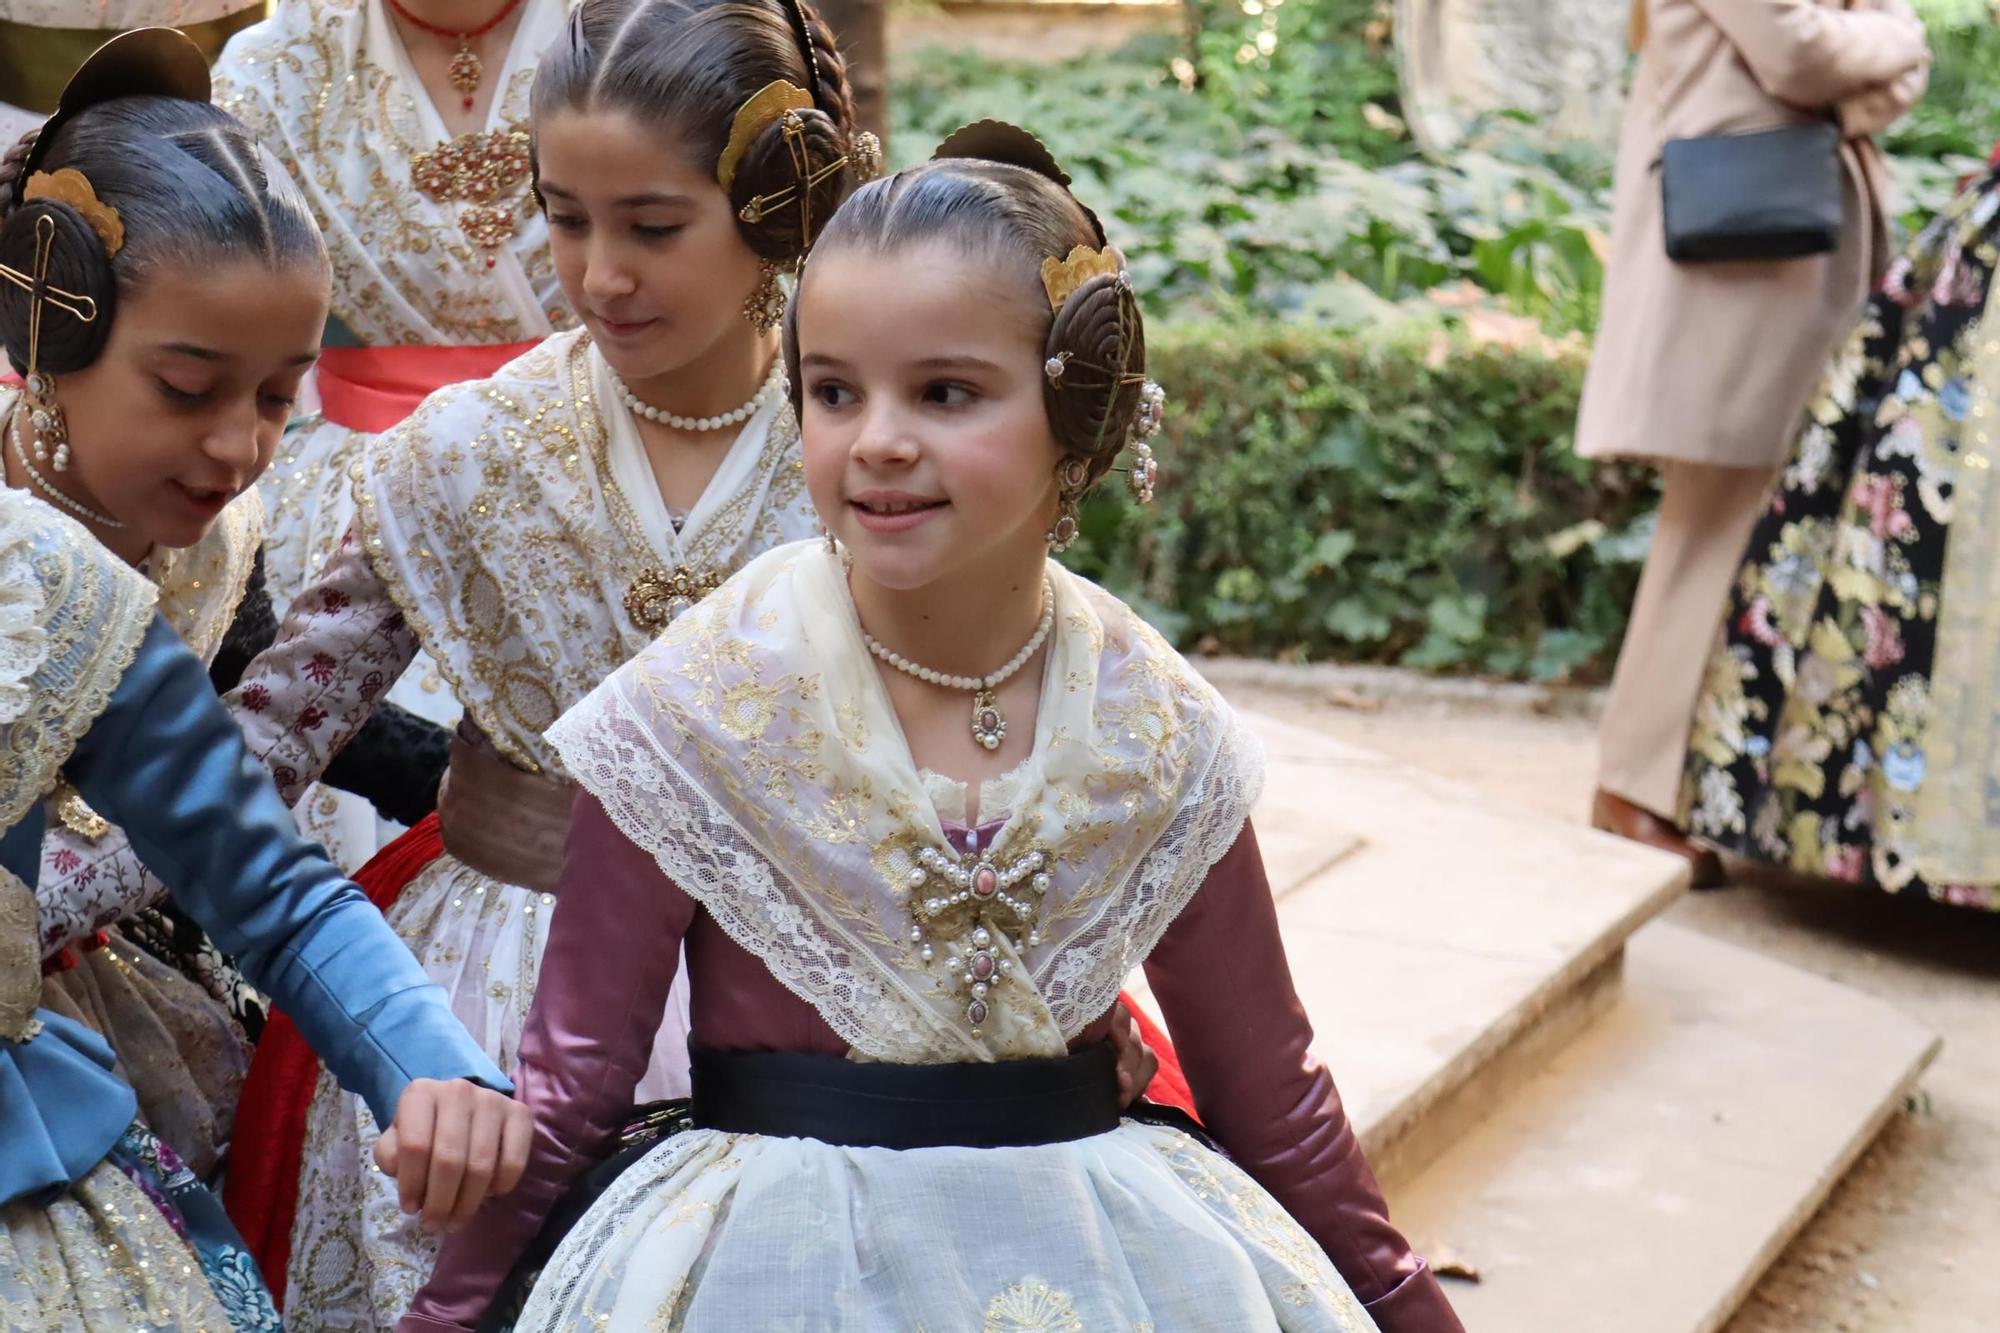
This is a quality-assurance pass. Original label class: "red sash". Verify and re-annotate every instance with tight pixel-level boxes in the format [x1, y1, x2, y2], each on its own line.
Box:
[315, 342, 541, 433]
[225, 814, 445, 1307]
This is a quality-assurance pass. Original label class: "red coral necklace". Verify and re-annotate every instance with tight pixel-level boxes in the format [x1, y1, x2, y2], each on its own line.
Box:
[384, 0, 527, 111]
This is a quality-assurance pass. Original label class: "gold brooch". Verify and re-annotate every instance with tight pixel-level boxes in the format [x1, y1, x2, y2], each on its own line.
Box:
[625, 566, 723, 631]
[412, 128, 533, 256]
[53, 780, 109, 842]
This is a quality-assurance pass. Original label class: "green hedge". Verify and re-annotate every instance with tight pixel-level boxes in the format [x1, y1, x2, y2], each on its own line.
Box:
[1065, 321, 1660, 682]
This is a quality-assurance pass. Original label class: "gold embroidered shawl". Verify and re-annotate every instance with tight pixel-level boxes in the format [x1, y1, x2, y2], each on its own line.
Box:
[354, 330, 816, 774]
[547, 542, 1264, 1063]
[0, 490, 157, 1040]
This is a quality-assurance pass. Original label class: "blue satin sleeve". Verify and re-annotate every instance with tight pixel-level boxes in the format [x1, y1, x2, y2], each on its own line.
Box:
[61, 616, 509, 1124]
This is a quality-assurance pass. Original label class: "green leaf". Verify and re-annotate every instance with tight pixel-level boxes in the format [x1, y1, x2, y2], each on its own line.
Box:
[1323, 596, 1393, 643]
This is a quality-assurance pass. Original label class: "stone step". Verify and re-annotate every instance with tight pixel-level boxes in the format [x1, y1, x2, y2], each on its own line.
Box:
[1391, 921, 1940, 1333]
[1130, 712, 1687, 1186]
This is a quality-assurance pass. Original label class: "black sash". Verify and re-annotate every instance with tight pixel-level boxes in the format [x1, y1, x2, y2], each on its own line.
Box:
[690, 1042, 1122, 1149]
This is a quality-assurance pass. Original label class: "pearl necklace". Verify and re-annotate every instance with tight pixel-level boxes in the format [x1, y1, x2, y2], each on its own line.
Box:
[9, 406, 123, 529]
[609, 361, 786, 432]
[861, 580, 1055, 751]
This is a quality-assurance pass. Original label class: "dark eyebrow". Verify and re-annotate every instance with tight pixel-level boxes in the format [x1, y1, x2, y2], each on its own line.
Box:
[157, 341, 226, 362]
[157, 342, 316, 368]
[536, 179, 694, 208]
[913, 356, 1004, 374]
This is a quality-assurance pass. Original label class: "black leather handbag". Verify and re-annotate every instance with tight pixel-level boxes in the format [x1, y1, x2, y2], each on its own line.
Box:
[1657, 121, 1844, 263]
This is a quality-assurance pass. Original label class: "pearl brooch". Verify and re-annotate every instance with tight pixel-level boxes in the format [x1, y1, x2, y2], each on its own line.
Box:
[903, 843, 1054, 1032]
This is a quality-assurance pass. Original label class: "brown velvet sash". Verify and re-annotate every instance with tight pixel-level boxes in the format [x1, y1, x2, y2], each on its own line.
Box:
[436, 725, 575, 892]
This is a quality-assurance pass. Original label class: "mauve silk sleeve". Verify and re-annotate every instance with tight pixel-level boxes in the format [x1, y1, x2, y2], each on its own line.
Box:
[1142, 821, 1465, 1333]
[401, 792, 693, 1331]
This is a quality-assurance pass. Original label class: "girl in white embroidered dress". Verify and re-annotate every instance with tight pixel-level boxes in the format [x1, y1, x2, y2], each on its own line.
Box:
[213, 0, 576, 870]
[160, 1, 873, 1325]
[401, 132, 1464, 1332]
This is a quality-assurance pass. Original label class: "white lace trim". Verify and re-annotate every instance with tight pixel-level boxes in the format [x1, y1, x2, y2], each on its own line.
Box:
[551, 688, 974, 1063]
[547, 544, 1263, 1064]
[0, 490, 157, 829]
[0, 503, 48, 726]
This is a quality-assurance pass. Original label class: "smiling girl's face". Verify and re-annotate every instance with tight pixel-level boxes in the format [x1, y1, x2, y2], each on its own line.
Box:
[535, 107, 770, 387]
[795, 237, 1063, 594]
[39, 254, 326, 550]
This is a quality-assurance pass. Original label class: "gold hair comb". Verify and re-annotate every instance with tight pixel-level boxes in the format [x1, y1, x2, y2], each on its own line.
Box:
[1040, 244, 1123, 312]
[23, 168, 124, 258]
[716, 80, 814, 192]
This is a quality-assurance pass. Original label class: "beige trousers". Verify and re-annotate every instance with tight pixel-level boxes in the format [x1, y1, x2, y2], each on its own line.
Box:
[1597, 460, 1781, 816]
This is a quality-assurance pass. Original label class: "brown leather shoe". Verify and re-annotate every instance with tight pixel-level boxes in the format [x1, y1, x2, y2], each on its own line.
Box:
[1589, 789, 1726, 890]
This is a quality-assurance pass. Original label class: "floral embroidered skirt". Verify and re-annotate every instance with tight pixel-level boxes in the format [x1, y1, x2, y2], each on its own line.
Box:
[0, 1123, 280, 1331]
[518, 1122, 1378, 1332]
[1681, 171, 2000, 910]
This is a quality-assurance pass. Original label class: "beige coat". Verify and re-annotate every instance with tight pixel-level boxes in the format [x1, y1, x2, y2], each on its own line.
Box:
[1577, 0, 1929, 467]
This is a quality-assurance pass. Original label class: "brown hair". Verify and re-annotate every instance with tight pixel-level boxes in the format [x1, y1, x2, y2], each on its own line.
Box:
[0, 96, 323, 376]
[786, 149, 1148, 487]
[533, 0, 858, 263]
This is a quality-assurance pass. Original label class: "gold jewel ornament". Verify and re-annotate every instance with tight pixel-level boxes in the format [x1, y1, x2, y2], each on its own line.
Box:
[384, 0, 527, 111]
[716, 81, 815, 193]
[1039, 244, 1124, 311]
[743, 259, 787, 334]
[849, 130, 884, 183]
[1037, 244, 1169, 509]
[1046, 457, 1087, 554]
[719, 82, 861, 241]
[624, 565, 723, 631]
[53, 781, 110, 841]
[411, 128, 533, 258]
[22, 169, 124, 257]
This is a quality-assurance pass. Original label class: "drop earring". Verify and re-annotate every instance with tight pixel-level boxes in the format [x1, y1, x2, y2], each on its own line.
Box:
[744, 259, 787, 335]
[23, 372, 69, 470]
[1046, 457, 1089, 553]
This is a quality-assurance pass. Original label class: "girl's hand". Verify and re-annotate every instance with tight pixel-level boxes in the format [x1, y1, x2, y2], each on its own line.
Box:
[1108, 1003, 1159, 1108]
[373, 1078, 534, 1234]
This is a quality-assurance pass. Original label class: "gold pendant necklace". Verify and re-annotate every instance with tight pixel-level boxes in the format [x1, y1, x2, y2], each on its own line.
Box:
[385, 0, 527, 112]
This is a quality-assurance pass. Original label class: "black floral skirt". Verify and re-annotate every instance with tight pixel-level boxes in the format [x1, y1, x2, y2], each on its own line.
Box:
[1680, 170, 2000, 911]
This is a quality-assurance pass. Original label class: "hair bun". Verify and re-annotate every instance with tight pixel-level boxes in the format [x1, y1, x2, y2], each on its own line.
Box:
[0, 198, 117, 377]
[1044, 269, 1145, 478]
[932, 120, 1107, 247]
[731, 106, 853, 262]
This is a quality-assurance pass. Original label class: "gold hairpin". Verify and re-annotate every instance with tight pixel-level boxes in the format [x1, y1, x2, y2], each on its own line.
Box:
[716, 80, 814, 192]
[23, 168, 124, 258]
[0, 214, 102, 387]
[1040, 244, 1124, 312]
